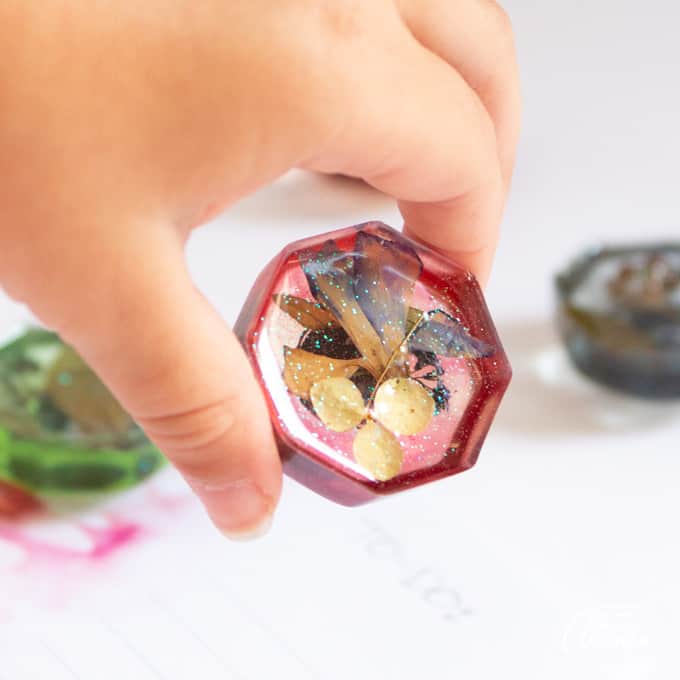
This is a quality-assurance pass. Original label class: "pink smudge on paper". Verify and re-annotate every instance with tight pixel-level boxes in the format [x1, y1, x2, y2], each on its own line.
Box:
[0, 515, 142, 567]
[0, 473, 192, 570]
[0, 474, 194, 622]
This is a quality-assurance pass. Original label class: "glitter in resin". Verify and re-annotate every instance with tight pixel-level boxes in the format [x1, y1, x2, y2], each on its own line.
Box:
[235, 222, 511, 505]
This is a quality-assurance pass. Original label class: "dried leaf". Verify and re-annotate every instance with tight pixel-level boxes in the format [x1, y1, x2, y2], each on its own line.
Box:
[372, 377, 434, 435]
[283, 347, 364, 399]
[353, 420, 403, 481]
[406, 307, 425, 335]
[353, 231, 422, 357]
[300, 241, 390, 374]
[273, 294, 336, 330]
[46, 347, 132, 437]
[409, 310, 494, 359]
[310, 377, 365, 432]
[564, 305, 656, 351]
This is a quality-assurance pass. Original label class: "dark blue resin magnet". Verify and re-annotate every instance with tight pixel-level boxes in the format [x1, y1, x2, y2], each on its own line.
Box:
[557, 244, 680, 398]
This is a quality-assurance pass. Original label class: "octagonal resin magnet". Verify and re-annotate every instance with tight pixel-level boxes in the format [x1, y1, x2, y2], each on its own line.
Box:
[235, 222, 511, 505]
[557, 243, 680, 398]
[0, 329, 164, 517]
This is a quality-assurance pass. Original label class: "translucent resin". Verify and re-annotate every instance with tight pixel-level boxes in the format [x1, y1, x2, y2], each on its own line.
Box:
[236, 222, 511, 505]
[0, 329, 164, 516]
[557, 243, 680, 398]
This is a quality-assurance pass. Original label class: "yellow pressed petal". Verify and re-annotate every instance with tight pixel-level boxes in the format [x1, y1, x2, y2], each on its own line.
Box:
[352, 420, 403, 481]
[283, 347, 362, 399]
[310, 377, 365, 432]
[372, 377, 433, 435]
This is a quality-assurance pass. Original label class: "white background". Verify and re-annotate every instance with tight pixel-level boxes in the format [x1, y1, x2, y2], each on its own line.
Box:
[1, 1, 679, 678]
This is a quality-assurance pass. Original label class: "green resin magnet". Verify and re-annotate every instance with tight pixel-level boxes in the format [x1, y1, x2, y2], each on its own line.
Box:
[0, 329, 164, 514]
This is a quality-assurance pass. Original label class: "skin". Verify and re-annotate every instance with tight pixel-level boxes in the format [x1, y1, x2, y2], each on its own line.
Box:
[0, 0, 520, 538]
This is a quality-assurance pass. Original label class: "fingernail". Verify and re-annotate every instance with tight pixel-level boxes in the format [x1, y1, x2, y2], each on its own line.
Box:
[212, 479, 274, 541]
[221, 514, 273, 542]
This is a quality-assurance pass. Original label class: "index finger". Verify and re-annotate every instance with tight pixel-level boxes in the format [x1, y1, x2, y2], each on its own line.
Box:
[304, 10, 506, 284]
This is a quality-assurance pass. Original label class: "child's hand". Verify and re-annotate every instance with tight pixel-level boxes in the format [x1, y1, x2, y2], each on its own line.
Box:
[0, 1, 519, 537]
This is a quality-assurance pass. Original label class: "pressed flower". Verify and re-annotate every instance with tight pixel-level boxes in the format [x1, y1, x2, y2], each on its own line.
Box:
[237, 221, 511, 504]
[310, 377, 365, 432]
[276, 229, 493, 481]
[372, 377, 433, 436]
[352, 421, 403, 482]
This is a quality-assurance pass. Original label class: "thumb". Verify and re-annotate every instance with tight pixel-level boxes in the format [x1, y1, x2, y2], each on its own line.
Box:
[53, 227, 282, 539]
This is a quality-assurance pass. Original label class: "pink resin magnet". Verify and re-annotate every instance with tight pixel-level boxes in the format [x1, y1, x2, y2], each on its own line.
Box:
[235, 222, 511, 505]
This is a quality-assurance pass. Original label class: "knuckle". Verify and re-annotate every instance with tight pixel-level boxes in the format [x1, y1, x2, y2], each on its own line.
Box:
[137, 395, 242, 475]
[456, 128, 504, 201]
[311, 0, 371, 43]
[261, 1, 377, 154]
[483, 2, 516, 53]
[458, 99, 500, 180]
[278, 1, 389, 156]
[314, 2, 354, 39]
